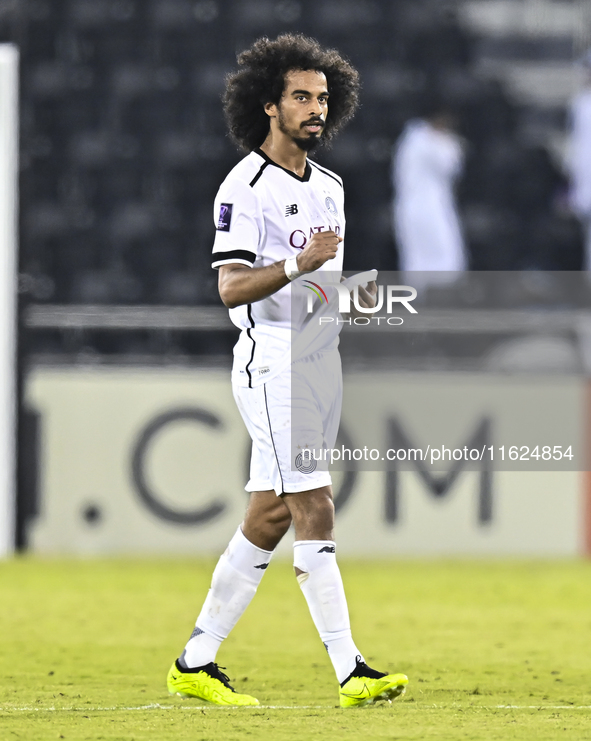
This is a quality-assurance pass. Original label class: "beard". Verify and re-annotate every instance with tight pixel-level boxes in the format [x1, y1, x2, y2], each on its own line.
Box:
[277, 106, 324, 151]
[292, 134, 321, 152]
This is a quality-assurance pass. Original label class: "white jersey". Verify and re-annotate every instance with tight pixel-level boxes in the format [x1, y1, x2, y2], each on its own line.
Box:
[211, 148, 345, 387]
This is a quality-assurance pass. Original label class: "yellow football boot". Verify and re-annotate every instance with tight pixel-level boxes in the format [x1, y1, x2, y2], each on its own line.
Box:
[339, 656, 408, 708]
[167, 660, 259, 706]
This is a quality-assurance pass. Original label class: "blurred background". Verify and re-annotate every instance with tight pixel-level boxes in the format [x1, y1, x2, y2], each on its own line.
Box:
[1, 0, 591, 557]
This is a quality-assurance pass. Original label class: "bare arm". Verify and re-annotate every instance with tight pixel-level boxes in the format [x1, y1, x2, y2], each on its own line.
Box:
[218, 230, 343, 308]
[218, 261, 290, 309]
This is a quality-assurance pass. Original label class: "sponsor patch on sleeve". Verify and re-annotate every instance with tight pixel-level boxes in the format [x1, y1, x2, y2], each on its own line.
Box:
[216, 203, 233, 231]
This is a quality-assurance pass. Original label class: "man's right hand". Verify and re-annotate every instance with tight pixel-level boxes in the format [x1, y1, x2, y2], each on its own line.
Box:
[218, 231, 343, 309]
[296, 230, 343, 273]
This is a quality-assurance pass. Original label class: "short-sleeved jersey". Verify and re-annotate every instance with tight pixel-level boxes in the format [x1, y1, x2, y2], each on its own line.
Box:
[211, 148, 345, 388]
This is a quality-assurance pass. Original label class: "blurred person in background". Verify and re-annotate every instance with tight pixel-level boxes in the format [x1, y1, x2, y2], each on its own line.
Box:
[568, 50, 591, 271]
[166, 34, 407, 709]
[392, 98, 467, 288]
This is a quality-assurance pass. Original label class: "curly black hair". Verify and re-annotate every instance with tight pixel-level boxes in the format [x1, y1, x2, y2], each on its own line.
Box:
[223, 34, 360, 152]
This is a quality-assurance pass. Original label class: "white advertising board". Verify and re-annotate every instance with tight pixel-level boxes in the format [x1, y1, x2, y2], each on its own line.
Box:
[25, 368, 588, 556]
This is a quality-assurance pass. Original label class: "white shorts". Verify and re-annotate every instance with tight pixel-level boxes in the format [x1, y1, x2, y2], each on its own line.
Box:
[233, 350, 342, 496]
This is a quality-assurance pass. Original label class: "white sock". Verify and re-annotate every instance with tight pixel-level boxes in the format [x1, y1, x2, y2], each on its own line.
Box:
[181, 527, 273, 668]
[293, 540, 363, 684]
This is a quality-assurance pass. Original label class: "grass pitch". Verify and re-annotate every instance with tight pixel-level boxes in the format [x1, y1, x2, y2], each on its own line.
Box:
[1, 557, 590, 740]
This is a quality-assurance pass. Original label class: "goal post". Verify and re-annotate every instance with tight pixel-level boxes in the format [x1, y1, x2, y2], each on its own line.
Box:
[0, 44, 19, 557]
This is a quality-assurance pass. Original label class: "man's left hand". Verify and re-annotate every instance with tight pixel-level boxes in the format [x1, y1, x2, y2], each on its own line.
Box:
[353, 280, 378, 312]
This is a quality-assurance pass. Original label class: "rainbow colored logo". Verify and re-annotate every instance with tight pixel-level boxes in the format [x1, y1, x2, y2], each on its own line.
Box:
[303, 280, 328, 304]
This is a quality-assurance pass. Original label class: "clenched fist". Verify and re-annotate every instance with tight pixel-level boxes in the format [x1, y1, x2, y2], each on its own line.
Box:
[296, 230, 343, 273]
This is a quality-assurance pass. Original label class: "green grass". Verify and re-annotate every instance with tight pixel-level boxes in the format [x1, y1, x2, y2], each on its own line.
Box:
[1, 557, 590, 740]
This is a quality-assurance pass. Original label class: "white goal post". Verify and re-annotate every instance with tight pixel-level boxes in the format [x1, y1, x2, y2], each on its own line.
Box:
[0, 44, 18, 557]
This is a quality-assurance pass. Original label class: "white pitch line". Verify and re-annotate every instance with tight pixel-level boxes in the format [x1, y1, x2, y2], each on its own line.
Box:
[1, 704, 591, 713]
[495, 705, 591, 710]
[0, 704, 332, 712]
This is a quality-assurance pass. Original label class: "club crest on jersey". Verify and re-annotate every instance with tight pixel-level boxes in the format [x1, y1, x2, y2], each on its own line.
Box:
[217, 203, 233, 231]
[295, 452, 317, 474]
[325, 196, 338, 215]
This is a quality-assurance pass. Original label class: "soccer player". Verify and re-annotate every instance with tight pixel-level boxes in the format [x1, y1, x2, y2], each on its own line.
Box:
[167, 34, 408, 708]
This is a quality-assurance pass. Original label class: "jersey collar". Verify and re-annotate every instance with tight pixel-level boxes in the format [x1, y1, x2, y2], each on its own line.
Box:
[254, 148, 312, 182]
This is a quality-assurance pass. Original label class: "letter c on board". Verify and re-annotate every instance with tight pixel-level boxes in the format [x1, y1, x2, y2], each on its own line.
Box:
[131, 407, 226, 525]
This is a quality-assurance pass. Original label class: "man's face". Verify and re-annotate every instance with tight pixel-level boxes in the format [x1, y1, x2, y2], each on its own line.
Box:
[272, 69, 329, 151]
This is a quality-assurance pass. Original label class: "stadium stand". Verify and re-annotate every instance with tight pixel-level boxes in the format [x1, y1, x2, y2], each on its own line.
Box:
[0, 0, 588, 357]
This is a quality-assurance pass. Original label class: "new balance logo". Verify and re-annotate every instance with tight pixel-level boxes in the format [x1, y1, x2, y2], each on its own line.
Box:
[254, 562, 269, 569]
[285, 204, 298, 216]
[317, 545, 335, 553]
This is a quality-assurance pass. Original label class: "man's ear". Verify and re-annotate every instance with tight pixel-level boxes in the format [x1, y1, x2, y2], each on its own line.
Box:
[264, 101, 277, 118]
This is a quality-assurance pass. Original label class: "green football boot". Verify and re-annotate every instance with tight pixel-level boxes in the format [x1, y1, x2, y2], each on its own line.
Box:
[167, 660, 260, 706]
[339, 656, 408, 708]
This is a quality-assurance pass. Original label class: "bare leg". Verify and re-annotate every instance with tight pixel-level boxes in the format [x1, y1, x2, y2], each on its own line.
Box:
[281, 485, 334, 541]
[242, 489, 292, 550]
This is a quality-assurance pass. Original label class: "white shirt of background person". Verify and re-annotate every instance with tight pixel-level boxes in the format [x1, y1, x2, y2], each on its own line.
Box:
[568, 52, 591, 271]
[392, 113, 467, 289]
